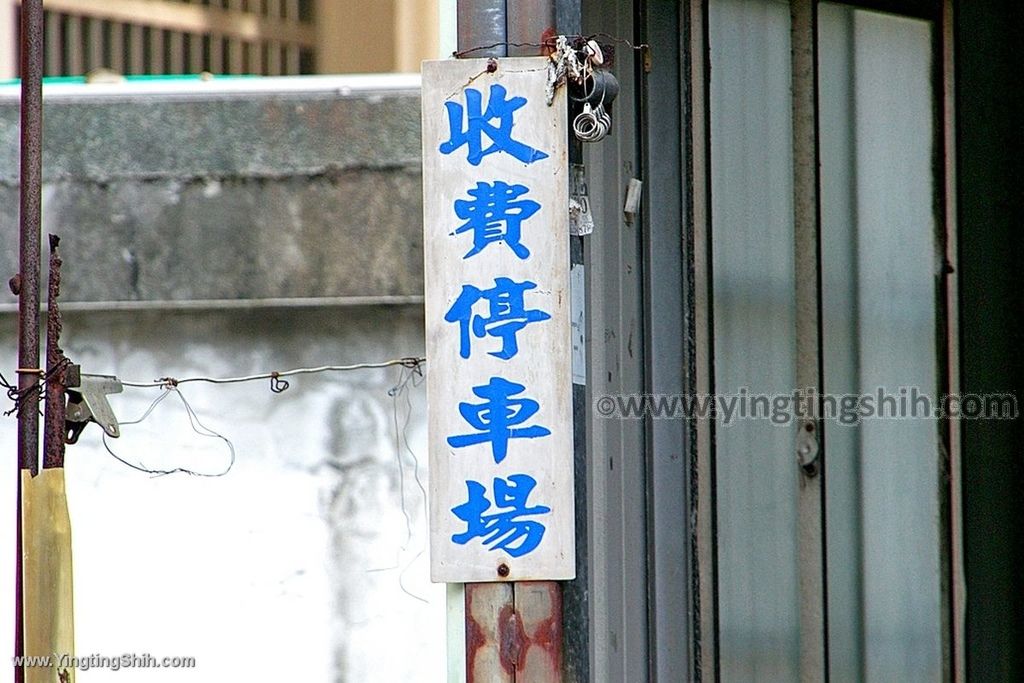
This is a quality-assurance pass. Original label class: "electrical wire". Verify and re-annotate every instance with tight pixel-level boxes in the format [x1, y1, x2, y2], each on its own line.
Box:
[365, 362, 430, 604]
[452, 32, 648, 58]
[118, 357, 425, 390]
[101, 385, 236, 477]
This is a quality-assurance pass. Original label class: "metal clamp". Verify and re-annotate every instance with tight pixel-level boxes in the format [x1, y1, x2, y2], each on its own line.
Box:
[65, 373, 123, 444]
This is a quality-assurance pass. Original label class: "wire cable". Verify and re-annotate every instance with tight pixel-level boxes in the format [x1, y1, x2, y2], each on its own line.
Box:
[119, 357, 425, 391]
[101, 385, 236, 477]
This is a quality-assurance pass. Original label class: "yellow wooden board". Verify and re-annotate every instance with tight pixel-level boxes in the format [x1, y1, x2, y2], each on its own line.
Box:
[21, 469, 76, 683]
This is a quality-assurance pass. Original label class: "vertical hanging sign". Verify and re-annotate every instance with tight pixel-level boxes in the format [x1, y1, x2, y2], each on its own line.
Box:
[422, 57, 575, 582]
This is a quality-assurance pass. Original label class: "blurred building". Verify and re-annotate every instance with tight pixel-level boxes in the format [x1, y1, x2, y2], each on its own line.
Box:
[0, 0, 439, 78]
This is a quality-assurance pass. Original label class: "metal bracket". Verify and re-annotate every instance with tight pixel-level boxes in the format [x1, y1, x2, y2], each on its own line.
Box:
[65, 373, 123, 444]
[796, 419, 820, 477]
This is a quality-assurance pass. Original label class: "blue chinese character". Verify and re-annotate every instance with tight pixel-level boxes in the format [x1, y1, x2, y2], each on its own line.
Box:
[453, 181, 539, 260]
[445, 277, 551, 360]
[451, 474, 551, 557]
[439, 84, 549, 166]
[447, 377, 551, 463]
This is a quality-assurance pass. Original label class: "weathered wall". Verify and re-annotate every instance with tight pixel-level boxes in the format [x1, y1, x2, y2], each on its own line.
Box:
[0, 76, 424, 304]
[0, 77, 441, 682]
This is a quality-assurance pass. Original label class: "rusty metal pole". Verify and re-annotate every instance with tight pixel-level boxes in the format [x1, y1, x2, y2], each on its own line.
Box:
[455, 2, 564, 680]
[15, 1, 45, 680]
[43, 235, 68, 471]
[16, 0, 44, 472]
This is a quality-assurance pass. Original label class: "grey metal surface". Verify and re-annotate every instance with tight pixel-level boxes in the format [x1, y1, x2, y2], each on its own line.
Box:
[0, 81, 425, 306]
[708, 1, 800, 679]
[956, 0, 1024, 678]
[789, 1, 826, 679]
[688, 0, 718, 676]
[556, 0, 581, 36]
[456, 0, 507, 57]
[817, 9, 863, 679]
[558, 5, 586, 679]
[819, 6, 943, 681]
[641, 1, 693, 681]
[506, 0, 555, 56]
[583, 1, 648, 681]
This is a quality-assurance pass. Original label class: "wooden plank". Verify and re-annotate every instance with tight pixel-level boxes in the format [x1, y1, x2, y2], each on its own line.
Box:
[422, 58, 574, 583]
[21, 469, 76, 683]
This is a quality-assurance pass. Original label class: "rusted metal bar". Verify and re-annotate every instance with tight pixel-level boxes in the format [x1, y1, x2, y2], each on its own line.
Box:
[42, 236, 68, 471]
[466, 581, 563, 682]
[513, 581, 563, 678]
[16, 2, 45, 680]
[17, 0, 43, 475]
[466, 583, 514, 683]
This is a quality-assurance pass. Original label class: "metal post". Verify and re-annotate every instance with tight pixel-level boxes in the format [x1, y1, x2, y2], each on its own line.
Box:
[456, 2, 563, 680]
[506, 0, 555, 57]
[790, 0, 827, 679]
[15, 2, 44, 681]
[457, 0, 507, 57]
[17, 1, 43, 474]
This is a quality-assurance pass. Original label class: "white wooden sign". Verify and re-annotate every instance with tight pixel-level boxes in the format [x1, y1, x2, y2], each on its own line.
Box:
[422, 57, 575, 583]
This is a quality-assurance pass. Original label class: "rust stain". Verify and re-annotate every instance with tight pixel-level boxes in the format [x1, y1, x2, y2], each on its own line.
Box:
[497, 602, 526, 674]
[465, 587, 487, 681]
[468, 582, 563, 682]
[524, 583, 563, 674]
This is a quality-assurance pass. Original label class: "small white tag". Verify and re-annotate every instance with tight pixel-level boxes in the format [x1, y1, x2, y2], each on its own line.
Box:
[569, 164, 595, 236]
[623, 177, 643, 223]
[571, 264, 586, 385]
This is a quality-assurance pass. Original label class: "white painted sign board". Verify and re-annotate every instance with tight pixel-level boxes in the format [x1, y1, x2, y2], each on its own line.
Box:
[422, 57, 575, 583]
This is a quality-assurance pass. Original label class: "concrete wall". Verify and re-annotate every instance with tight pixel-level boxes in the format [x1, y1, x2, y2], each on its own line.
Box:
[0, 76, 441, 682]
